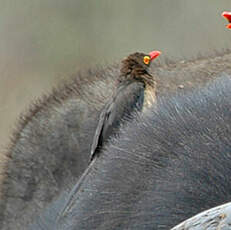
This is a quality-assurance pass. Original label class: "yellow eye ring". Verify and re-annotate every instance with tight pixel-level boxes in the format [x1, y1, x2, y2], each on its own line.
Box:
[143, 56, 150, 65]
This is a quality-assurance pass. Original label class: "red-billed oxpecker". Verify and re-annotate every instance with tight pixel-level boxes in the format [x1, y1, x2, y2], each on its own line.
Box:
[222, 11, 231, 29]
[90, 50, 161, 162]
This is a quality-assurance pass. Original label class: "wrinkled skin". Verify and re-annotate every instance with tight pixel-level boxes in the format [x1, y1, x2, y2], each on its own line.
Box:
[2, 52, 231, 229]
[30, 75, 231, 229]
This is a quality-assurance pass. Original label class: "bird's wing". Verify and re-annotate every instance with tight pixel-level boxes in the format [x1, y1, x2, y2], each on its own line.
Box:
[90, 81, 145, 161]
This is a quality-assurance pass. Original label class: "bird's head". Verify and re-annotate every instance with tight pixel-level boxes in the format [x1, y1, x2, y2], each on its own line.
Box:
[222, 11, 231, 29]
[120, 50, 161, 82]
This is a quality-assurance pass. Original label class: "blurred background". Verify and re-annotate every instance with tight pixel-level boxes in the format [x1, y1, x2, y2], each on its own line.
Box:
[1, 0, 231, 148]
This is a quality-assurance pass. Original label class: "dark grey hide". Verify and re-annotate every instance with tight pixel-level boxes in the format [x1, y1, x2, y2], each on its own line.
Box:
[2, 52, 231, 229]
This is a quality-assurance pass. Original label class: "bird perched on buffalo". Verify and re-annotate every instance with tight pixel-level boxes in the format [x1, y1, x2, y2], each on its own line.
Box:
[222, 11, 231, 29]
[90, 50, 161, 162]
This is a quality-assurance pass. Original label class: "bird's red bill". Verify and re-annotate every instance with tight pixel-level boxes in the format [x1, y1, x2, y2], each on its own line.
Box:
[222, 11, 231, 29]
[149, 50, 161, 61]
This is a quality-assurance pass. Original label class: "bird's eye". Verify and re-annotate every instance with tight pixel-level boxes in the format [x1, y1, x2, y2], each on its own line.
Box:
[143, 56, 150, 65]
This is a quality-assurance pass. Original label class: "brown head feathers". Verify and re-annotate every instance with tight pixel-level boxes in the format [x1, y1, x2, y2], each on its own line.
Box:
[119, 51, 161, 86]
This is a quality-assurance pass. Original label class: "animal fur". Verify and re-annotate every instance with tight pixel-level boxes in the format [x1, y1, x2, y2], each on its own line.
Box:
[2, 50, 231, 229]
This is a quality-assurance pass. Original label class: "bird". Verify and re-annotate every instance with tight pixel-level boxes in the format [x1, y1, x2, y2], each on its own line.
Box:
[222, 11, 231, 29]
[90, 50, 161, 162]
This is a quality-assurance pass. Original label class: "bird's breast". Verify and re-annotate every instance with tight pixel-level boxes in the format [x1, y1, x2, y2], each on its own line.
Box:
[143, 84, 156, 111]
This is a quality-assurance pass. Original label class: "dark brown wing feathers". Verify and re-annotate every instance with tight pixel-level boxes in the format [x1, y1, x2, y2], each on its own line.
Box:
[90, 81, 145, 161]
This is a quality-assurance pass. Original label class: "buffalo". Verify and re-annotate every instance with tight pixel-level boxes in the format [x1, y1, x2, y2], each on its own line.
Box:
[2, 52, 231, 229]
